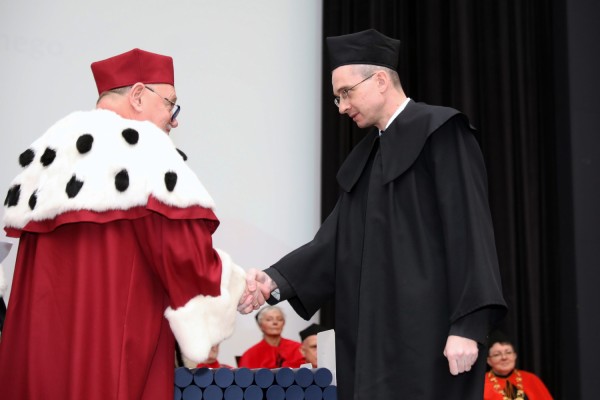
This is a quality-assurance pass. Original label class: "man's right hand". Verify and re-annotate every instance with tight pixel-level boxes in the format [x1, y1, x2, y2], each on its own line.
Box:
[237, 268, 277, 314]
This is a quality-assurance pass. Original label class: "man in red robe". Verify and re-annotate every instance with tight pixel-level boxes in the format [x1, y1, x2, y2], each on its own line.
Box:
[0, 48, 246, 399]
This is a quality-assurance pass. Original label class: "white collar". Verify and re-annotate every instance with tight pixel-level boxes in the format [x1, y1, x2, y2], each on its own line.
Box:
[380, 97, 411, 135]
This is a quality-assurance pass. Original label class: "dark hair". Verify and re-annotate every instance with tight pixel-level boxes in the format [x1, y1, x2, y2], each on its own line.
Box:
[486, 330, 514, 349]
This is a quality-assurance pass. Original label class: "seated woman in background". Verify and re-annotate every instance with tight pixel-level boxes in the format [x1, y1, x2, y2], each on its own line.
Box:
[484, 331, 553, 400]
[238, 306, 305, 368]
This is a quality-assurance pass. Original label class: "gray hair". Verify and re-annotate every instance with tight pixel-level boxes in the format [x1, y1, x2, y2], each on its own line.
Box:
[255, 305, 285, 324]
[352, 64, 401, 89]
[96, 85, 132, 104]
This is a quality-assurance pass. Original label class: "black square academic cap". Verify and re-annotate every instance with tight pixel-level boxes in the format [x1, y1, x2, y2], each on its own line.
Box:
[299, 323, 328, 342]
[326, 29, 401, 72]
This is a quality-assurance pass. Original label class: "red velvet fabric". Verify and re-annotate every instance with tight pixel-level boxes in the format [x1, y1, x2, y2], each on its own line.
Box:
[0, 204, 222, 399]
[91, 48, 174, 95]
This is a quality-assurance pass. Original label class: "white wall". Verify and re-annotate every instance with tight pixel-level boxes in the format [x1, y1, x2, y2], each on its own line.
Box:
[0, 0, 322, 367]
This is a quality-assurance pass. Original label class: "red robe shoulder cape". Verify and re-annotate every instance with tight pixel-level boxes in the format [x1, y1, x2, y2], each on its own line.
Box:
[0, 109, 246, 400]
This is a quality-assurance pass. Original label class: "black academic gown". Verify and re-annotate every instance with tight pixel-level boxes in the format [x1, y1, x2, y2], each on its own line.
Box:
[266, 100, 507, 400]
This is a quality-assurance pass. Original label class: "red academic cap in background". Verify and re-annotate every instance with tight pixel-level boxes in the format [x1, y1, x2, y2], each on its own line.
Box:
[91, 48, 174, 95]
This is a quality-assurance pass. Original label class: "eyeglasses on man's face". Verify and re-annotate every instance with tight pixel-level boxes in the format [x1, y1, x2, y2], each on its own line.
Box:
[333, 73, 376, 107]
[145, 85, 181, 122]
[488, 350, 515, 360]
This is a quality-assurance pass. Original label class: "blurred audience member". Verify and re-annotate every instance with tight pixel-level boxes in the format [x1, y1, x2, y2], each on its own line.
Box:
[299, 323, 328, 368]
[238, 306, 304, 368]
[196, 344, 233, 369]
[484, 331, 553, 400]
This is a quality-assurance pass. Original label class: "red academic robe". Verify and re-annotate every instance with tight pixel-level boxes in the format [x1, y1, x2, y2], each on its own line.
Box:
[238, 338, 305, 369]
[484, 369, 553, 400]
[0, 110, 245, 400]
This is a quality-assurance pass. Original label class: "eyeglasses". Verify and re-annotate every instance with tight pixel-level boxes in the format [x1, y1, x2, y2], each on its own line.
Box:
[145, 86, 181, 122]
[333, 73, 376, 107]
[488, 350, 515, 360]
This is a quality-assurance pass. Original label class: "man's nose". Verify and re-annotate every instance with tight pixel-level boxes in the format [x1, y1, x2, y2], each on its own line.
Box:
[337, 99, 350, 114]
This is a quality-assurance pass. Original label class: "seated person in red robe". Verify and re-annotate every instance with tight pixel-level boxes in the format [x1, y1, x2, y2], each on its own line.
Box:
[238, 306, 305, 368]
[484, 331, 553, 400]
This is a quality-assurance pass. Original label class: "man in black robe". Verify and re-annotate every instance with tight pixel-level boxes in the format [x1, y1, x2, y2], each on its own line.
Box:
[239, 29, 507, 399]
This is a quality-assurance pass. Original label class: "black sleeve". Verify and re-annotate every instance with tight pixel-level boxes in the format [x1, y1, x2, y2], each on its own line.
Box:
[448, 306, 505, 344]
[263, 267, 293, 305]
[426, 117, 507, 332]
[263, 201, 341, 319]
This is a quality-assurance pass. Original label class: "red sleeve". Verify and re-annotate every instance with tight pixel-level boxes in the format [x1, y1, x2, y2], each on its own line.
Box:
[132, 211, 222, 309]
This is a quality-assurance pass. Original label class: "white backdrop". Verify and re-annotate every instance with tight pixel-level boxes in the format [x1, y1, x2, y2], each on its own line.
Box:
[0, 0, 322, 366]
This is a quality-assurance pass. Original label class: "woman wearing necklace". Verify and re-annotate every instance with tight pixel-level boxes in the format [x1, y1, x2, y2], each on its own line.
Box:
[484, 331, 553, 400]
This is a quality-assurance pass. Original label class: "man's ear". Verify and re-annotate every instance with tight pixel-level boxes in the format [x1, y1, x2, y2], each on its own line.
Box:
[129, 82, 145, 112]
[375, 70, 389, 93]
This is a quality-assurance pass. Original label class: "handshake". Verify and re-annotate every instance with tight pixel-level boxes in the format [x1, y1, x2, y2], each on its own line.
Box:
[237, 268, 277, 314]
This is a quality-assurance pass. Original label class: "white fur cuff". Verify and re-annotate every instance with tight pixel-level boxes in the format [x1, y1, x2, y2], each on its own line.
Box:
[164, 249, 246, 363]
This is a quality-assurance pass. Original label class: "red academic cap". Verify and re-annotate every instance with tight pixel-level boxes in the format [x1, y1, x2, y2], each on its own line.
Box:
[91, 48, 174, 95]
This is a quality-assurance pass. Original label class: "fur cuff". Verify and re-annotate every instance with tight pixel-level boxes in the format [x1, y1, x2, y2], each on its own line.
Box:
[164, 249, 246, 363]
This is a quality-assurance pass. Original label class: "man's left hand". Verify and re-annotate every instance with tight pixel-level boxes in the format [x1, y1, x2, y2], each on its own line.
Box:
[443, 335, 479, 375]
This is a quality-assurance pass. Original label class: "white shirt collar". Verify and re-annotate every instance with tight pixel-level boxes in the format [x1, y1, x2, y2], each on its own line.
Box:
[380, 97, 411, 135]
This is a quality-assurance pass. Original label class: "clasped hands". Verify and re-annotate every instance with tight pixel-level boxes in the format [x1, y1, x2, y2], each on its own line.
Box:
[237, 268, 274, 314]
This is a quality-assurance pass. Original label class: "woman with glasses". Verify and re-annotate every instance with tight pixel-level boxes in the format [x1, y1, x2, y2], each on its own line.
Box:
[485, 331, 553, 400]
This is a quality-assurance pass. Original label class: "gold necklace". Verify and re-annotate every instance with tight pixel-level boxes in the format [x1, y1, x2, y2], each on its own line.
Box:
[488, 370, 525, 400]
